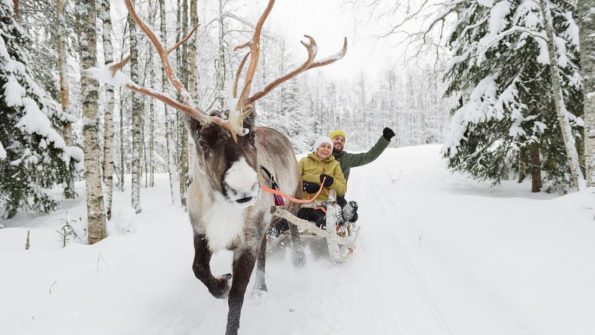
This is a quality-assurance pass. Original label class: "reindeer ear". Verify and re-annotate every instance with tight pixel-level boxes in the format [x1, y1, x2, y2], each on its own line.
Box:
[187, 116, 206, 149]
[187, 116, 203, 134]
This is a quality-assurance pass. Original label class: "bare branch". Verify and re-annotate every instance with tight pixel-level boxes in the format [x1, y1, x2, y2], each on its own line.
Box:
[166, 24, 200, 54]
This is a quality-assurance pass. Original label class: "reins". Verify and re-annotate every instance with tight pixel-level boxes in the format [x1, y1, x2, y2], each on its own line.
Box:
[259, 166, 327, 205]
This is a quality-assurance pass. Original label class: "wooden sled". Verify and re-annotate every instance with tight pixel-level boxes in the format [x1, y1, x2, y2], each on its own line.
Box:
[270, 190, 360, 264]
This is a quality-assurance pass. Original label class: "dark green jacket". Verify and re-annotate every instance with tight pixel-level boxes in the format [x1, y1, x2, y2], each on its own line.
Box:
[332, 136, 390, 180]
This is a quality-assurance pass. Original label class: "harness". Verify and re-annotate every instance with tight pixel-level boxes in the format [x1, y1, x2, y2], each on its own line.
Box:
[259, 166, 327, 206]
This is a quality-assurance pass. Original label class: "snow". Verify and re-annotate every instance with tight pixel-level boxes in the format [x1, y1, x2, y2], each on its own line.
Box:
[3, 74, 26, 107]
[0, 35, 9, 59]
[488, 1, 511, 36]
[0, 140, 6, 159]
[536, 37, 550, 64]
[561, 10, 580, 48]
[555, 36, 569, 68]
[1, 0, 12, 10]
[1, 145, 595, 335]
[63, 146, 84, 171]
[88, 64, 130, 88]
[15, 97, 66, 149]
[444, 75, 499, 153]
[477, 0, 494, 7]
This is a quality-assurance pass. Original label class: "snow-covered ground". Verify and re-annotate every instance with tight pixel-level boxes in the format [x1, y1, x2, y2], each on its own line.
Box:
[1, 145, 594, 335]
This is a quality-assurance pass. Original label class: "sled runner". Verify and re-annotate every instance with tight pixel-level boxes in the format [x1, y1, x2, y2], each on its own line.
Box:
[270, 190, 359, 264]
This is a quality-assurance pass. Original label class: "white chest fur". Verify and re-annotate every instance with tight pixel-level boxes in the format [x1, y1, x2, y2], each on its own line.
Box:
[202, 196, 245, 251]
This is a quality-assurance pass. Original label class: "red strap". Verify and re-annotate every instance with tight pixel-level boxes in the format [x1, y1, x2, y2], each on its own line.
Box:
[260, 180, 326, 205]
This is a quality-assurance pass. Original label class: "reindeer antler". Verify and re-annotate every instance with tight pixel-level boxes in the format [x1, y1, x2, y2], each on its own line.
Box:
[106, 0, 249, 141]
[100, 0, 346, 143]
[232, 0, 348, 124]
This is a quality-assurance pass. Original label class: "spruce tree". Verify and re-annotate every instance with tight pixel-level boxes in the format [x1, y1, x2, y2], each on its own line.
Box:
[443, 0, 583, 192]
[0, 1, 81, 219]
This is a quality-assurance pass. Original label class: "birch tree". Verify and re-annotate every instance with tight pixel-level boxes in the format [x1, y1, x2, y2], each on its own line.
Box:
[101, 0, 115, 219]
[159, 0, 177, 203]
[579, 0, 595, 186]
[177, 0, 189, 207]
[129, 0, 142, 213]
[57, 0, 76, 199]
[80, 0, 107, 243]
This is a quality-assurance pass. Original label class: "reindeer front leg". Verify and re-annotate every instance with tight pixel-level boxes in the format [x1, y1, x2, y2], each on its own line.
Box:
[192, 234, 231, 298]
[226, 248, 257, 335]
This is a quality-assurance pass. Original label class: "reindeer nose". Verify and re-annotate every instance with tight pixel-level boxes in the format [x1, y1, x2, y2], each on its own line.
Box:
[235, 196, 253, 204]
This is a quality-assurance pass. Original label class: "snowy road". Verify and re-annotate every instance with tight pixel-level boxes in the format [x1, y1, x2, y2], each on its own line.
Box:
[2, 145, 595, 335]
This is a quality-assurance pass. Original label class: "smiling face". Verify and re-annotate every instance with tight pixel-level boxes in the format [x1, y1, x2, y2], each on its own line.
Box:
[332, 135, 345, 153]
[316, 142, 333, 160]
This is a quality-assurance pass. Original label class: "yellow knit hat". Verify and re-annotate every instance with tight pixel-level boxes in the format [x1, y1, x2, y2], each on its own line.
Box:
[329, 129, 346, 140]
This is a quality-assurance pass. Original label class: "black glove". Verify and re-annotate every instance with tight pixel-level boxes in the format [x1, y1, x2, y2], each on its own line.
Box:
[319, 174, 334, 188]
[302, 181, 321, 193]
[383, 127, 395, 140]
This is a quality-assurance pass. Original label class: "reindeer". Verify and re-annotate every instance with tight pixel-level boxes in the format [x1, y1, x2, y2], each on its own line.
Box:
[108, 0, 347, 334]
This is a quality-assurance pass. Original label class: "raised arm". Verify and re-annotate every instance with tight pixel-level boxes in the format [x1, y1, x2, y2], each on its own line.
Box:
[348, 134, 391, 168]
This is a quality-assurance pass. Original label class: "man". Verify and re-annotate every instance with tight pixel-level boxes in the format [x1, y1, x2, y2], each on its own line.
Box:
[329, 127, 395, 222]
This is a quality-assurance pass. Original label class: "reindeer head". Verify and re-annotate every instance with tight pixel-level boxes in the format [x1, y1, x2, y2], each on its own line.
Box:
[110, 0, 347, 207]
[187, 111, 260, 207]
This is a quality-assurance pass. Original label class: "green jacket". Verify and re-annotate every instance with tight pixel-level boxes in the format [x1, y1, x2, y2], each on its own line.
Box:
[332, 136, 390, 180]
[298, 152, 347, 201]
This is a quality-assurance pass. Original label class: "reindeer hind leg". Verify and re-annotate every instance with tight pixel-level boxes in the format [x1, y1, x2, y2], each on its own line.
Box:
[288, 202, 306, 267]
[252, 235, 268, 295]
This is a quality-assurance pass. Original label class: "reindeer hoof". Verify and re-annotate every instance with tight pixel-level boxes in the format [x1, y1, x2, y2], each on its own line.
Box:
[251, 285, 268, 299]
[210, 274, 232, 299]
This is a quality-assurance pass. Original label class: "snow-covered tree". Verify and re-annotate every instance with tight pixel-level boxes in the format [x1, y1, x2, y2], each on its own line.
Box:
[0, 1, 81, 219]
[442, 0, 583, 192]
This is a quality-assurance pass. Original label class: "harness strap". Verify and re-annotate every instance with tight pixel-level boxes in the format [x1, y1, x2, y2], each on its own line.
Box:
[259, 166, 326, 205]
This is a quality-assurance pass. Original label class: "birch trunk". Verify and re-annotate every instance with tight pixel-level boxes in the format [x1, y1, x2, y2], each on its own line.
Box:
[149, 61, 155, 188]
[119, 86, 126, 191]
[188, 0, 198, 102]
[177, 0, 189, 207]
[538, 0, 586, 190]
[216, 0, 227, 110]
[129, 3, 142, 213]
[579, 0, 595, 186]
[142, 95, 148, 188]
[118, 16, 129, 192]
[80, 0, 107, 244]
[57, 0, 75, 199]
[159, 0, 177, 203]
[101, 0, 115, 219]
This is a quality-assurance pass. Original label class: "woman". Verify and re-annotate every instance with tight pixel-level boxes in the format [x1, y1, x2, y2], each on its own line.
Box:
[297, 136, 347, 228]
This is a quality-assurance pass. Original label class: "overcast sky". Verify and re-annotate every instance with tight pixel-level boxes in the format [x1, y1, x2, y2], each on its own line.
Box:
[267, 0, 404, 81]
[111, 0, 442, 83]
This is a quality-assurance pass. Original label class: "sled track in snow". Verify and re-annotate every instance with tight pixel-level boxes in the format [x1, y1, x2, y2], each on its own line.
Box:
[368, 183, 457, 335]
[393, 235, 456, 335]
